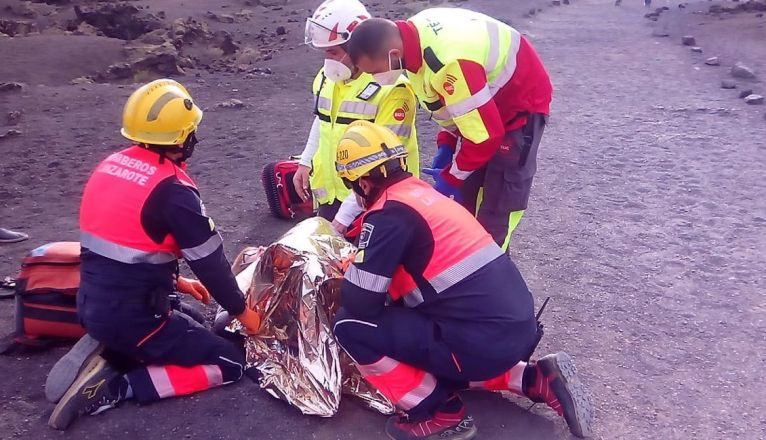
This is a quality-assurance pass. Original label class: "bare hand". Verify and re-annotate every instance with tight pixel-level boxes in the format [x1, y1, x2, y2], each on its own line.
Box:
[293, 165, 311, 202]
[331, 219, 348, 235]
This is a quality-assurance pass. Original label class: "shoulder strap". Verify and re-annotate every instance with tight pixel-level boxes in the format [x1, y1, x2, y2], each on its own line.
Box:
[423, 47, 444, 73]
[314, 72, 328, 116]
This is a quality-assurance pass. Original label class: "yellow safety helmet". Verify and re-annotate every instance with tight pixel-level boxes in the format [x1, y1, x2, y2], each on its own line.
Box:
[121, 79, 202, 146]
[335, 121, 408, 182]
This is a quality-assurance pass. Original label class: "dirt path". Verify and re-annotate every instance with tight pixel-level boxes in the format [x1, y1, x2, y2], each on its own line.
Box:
[512, 1, 766, 438]
[1, 0, 765, 439]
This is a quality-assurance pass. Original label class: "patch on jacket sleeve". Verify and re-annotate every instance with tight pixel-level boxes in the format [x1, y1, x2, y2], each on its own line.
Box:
[358, 223, 374, 249]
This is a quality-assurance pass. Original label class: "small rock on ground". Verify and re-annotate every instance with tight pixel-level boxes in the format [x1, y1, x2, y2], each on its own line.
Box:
[738, 89, 754, 99]
[217, 99, 245, 109]
[70, 77, 94, 85]
[731, 62, 756, 79]
[6, 111, 22, 125]
[0, 129, 22, 140]
[0, 82, 25, 92]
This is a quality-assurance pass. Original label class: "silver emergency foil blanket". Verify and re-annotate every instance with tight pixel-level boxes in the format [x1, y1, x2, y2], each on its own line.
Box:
[228, 217, 394, 417]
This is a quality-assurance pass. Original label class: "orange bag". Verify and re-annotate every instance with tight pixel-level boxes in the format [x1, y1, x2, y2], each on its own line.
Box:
[2, 242, 85, 353]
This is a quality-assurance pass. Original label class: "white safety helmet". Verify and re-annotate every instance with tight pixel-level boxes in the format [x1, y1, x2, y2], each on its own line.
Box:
[305, 0, 371, 48]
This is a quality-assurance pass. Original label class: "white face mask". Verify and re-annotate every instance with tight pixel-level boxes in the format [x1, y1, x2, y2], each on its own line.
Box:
[373, 50, 404, 86]
[324, 57, 352, 82]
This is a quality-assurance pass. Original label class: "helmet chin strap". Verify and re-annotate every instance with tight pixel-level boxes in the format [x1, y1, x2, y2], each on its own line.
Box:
[179, 132, 198, 163]
[349, 180, 368, 203]
[357, 160, 409, 207]
[348, 179, 379, 209]
[142, 132, 198, 166]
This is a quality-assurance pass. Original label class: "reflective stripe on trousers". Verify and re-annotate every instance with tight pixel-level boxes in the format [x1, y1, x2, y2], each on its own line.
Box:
[146, 364, 223, 399]
[357, 356, 438, 411]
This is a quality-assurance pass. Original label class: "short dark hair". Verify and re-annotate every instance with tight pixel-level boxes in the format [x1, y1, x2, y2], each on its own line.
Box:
[347, 18, 399, 63]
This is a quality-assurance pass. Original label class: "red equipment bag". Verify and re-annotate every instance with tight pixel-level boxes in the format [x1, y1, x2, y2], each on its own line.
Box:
[1, 242, 85, 354]
[261, 159, 314, 220]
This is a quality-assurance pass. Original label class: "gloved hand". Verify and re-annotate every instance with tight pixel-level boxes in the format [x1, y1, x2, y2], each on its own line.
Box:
[237, 307, 262, 335]
[177, 276, 211, 305]
[431, 145, 454, 170]
[422, 168, 463, 202]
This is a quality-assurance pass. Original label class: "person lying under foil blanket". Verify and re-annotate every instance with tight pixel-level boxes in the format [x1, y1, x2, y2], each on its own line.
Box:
[218, 217, 395, 417]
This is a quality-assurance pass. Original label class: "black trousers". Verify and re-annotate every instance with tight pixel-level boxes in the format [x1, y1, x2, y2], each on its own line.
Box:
[460, 113, 547, 248]
[316, 199, 342, 221]
[78, 292, 245, 403]
[333, 307, 537, 419]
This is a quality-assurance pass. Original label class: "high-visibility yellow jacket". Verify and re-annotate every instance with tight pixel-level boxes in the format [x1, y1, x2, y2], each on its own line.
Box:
[309, 70, 420, 205]
[396, 8, 552, 185]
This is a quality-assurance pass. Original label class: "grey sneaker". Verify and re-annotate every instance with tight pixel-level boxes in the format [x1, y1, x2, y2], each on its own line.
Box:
[48, 356, 121, 430]
[0, 228, 28, 243]
[45, 334, 104, 403]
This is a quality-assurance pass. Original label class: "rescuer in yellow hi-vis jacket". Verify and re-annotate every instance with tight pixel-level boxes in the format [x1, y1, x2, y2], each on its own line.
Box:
[294, 0, 420, 234]
[347, 8, 553, 251]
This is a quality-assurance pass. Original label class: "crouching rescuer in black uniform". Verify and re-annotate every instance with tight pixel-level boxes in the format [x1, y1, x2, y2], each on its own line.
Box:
[47, 79, 262, 430]
[332, 121, 594, 439]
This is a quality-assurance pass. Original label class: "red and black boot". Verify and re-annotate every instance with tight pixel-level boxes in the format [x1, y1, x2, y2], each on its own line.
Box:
[385, 395, 477, 440]
[524, 352, 594, 438]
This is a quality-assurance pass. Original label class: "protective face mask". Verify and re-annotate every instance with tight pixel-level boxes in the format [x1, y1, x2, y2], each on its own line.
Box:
[324, 57, 353, 82]
[372, 50, 404, 86]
